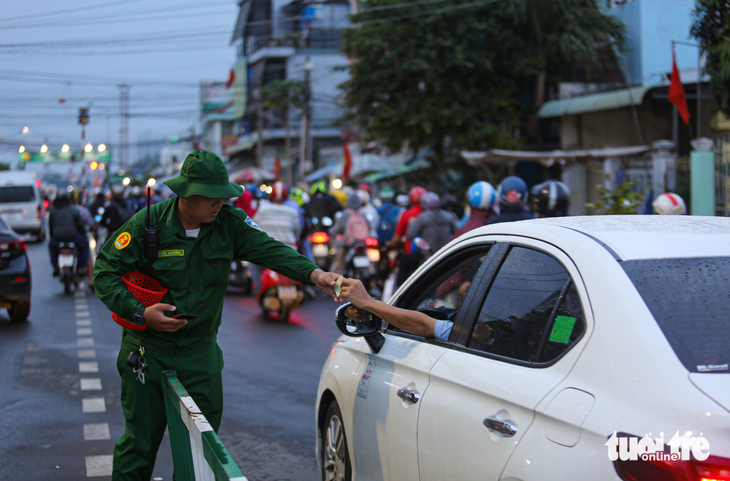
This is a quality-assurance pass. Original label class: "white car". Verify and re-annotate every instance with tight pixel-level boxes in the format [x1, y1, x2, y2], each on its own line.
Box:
[315, 216, 730, 481]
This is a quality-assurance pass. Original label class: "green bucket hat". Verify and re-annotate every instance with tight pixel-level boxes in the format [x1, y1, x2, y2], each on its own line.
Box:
[164, 150, 243, 199]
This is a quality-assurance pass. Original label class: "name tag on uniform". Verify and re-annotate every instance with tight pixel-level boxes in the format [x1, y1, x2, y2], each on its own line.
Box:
[158, 249, 184, 257]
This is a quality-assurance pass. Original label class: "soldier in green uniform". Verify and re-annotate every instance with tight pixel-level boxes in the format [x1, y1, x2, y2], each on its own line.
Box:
[93, 150, 340, 480]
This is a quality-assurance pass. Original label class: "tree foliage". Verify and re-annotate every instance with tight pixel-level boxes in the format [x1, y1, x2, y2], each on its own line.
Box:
[339, 0, 624, 159]
[260, 79, 305, 111]
[585, 174, 646, 215]
[692, 1, 730, 116]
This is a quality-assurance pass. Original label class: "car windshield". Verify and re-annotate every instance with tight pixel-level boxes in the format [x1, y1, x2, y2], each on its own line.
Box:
[0, 186, 35, 203]
[621, 257, 730, 374]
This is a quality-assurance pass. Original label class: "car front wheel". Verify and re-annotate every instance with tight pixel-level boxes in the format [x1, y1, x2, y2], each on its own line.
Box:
[322, 400, 351, 481]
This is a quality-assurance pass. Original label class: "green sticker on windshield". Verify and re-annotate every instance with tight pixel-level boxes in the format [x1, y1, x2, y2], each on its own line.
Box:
[549, 315, 577, 344]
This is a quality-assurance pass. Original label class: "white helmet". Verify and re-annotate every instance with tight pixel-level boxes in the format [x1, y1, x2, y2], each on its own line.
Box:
[653, 192, 686, 215]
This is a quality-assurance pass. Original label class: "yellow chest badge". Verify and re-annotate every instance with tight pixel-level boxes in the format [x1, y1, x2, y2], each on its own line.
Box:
[115, 232, 131, 250]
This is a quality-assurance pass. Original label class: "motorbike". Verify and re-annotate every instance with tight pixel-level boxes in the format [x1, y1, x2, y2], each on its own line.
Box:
[229, 259, 253, 294]
[257, 268, 304, 322]
[57, 241, 84, 294]
[308, 215, 335, 270]
[343, 237, 380, 289]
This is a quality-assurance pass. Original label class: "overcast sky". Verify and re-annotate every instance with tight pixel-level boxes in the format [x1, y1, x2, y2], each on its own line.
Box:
[0, 0, 239, 165]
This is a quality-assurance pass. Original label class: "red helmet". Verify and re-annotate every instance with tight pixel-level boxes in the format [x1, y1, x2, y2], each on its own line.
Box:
[409, 186, 427, 205]
[270, 181, 289, 202]
[357, 183, 372, 193]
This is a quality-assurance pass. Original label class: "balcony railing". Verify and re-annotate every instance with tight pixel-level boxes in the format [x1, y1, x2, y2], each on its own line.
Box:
[244, 28, 343, 58]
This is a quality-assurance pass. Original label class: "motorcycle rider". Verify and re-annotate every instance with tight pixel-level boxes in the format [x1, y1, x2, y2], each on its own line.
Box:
[531, 180, 571, 218]
[99, 184, 135, 240]
[399, 192, 458, 286]
[652, 192, 686, 215]
[488, 176, 536, 224]
[376, 187, 401, 244]
[452, 181, 497, 239]
[127, 185, 146, 213]
[48, 192, 90, 277]
[251, 182, 303, 287]
[330, 193, 370, 274]
[356, 189, 380, 239]
[304, 180, 342, 227]
[387, 186, 426, 252]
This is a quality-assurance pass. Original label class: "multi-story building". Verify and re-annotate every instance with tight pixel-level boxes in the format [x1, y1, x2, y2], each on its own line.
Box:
[227, 0, 351, 177]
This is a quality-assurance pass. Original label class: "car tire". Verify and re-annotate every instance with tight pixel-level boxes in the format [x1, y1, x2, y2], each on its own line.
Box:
[322, 401, 352, 481]
[10, 300, 30, 322]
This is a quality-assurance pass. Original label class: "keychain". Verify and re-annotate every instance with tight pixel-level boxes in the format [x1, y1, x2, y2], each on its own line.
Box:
[126, 346, 147, 385]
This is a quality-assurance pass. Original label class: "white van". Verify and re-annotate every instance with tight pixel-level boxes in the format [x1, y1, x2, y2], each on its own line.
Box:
[0, 171, 46, 241]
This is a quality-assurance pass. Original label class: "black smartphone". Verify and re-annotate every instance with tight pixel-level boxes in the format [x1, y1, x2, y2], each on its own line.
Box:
[173, 313, 199, 320]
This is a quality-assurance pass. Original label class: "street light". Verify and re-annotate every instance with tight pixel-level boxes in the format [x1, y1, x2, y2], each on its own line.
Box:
[332, 178, 343, 189]
[84, 143, 93, 153]
[147, 178, 156, 187]
[18, 146, 25, 153]
[99, 163, 105, 170]
[98, 143, 106, 152]
[40, 144, 48, 153]
[122, 177, 131, 186]
[21, 126, 29, 134]
[62, 144, 70, 153]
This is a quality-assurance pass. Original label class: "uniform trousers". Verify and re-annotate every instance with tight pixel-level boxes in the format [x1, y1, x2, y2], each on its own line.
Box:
[112, 332, 224, 481]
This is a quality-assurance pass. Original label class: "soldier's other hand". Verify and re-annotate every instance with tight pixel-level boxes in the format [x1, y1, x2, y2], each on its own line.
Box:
[144, 303, 187, 332]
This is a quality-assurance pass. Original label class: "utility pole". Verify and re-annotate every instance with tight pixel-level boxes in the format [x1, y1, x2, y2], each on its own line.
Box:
[118, 84, 130, 171]
[255, 88, 263, 169]
[302, 57, 314, 175]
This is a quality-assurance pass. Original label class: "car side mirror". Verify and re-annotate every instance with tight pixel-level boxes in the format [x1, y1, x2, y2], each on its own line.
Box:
[335, 302, 384, 353]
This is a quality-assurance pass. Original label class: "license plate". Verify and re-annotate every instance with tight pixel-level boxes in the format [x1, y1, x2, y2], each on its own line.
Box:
[277, 285, 298, 302]
[59, 254, 75, 267]
[313, 244, 328, 257]
[353, 256, 370, 268]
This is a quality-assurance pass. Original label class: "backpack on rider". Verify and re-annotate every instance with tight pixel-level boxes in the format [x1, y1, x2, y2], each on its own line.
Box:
[344, 208, 370, 245]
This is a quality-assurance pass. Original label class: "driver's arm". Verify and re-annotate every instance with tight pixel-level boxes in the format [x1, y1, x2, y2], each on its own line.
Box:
[340, 278, 439, 338]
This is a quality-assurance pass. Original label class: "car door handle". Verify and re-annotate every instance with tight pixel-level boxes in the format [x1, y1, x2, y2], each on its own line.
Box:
[397, 387, 420, 404]
[483, 417, 518, 437]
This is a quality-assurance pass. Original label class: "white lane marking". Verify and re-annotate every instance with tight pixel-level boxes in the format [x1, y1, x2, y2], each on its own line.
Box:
[79, 362, 99, 373]
[78, 349, 96, 359]
[76, 310, 90, 317]
[85, 455, 113, 477]
[74, 291, 86, 298]
[84, 423, 110, 441]
[76, 319, 91, 327]
[75, 300, 88, 307]
[77, 328, 93, 336]
[77, 338, 94, 347]
[82, 398, 106, 413]
[80, 378, 102, 391]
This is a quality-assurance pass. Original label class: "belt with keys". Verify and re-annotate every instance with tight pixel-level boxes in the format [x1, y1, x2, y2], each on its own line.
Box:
[126, 346, 147, 385]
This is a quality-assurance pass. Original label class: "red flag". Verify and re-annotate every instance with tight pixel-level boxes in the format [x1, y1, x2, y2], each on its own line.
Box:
[274, 156, 282, 179]
[342, 141, 352, 184]
[669, 48, 690, 125]
[226, 67, 236, 89]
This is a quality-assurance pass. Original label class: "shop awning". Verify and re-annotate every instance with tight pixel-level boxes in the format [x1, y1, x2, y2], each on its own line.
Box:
[538, 85, 658, 118]
[462, 145, 651, 165]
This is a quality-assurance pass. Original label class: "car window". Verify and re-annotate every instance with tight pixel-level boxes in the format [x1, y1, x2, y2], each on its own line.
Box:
[467, 246, 582, 363]
[621, 257, 730, 373]
[392, 245, 492, 334]
[0, 186, 35, 203]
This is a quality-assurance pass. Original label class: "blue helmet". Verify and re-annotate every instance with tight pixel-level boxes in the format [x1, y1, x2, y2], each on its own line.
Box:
[497, 176, 528, 207]
[467, 181, 496, 210]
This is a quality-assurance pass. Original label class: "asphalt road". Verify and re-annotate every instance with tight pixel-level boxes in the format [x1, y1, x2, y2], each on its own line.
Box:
[0, 238, 343, 480]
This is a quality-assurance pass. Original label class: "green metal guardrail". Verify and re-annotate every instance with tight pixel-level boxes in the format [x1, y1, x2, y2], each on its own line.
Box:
[162, 370, 248, 481]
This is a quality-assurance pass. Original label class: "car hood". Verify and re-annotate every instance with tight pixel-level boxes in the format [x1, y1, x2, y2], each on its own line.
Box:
[689, 373, 730, 414]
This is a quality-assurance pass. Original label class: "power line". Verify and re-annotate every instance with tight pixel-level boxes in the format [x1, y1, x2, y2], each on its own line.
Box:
[0, 0, 144, 23]
[358, 0, 506, 25]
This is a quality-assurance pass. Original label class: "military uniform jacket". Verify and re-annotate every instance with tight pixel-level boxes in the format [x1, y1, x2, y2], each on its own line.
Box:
[94, 198, 319, 349]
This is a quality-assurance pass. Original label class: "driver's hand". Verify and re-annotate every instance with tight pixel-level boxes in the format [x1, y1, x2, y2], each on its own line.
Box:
[143, 303, 187, 333]
[340, 278, 372, 309]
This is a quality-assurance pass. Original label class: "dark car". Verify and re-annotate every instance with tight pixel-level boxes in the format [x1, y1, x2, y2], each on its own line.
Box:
[0, 216, 31, 321]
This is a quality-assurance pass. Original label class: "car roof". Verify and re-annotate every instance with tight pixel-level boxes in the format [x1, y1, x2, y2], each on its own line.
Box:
[471, 215, 730, 261]
[0, 171, 38, 186]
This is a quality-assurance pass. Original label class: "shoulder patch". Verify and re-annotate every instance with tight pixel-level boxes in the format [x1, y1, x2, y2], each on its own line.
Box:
[245, 217, 262, 231]
[114, 232, 131, 250]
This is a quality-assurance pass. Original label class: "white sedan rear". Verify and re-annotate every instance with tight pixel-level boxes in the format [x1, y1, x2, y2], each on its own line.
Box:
[315, 216, 730, 481]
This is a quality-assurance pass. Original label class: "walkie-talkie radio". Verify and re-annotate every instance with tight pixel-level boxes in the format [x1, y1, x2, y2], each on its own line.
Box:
[143, 187, 158, 259]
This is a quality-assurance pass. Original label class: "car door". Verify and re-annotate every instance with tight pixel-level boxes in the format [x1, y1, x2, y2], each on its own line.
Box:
[417, 241, 589, 481]
[349, 242, 493, 481]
